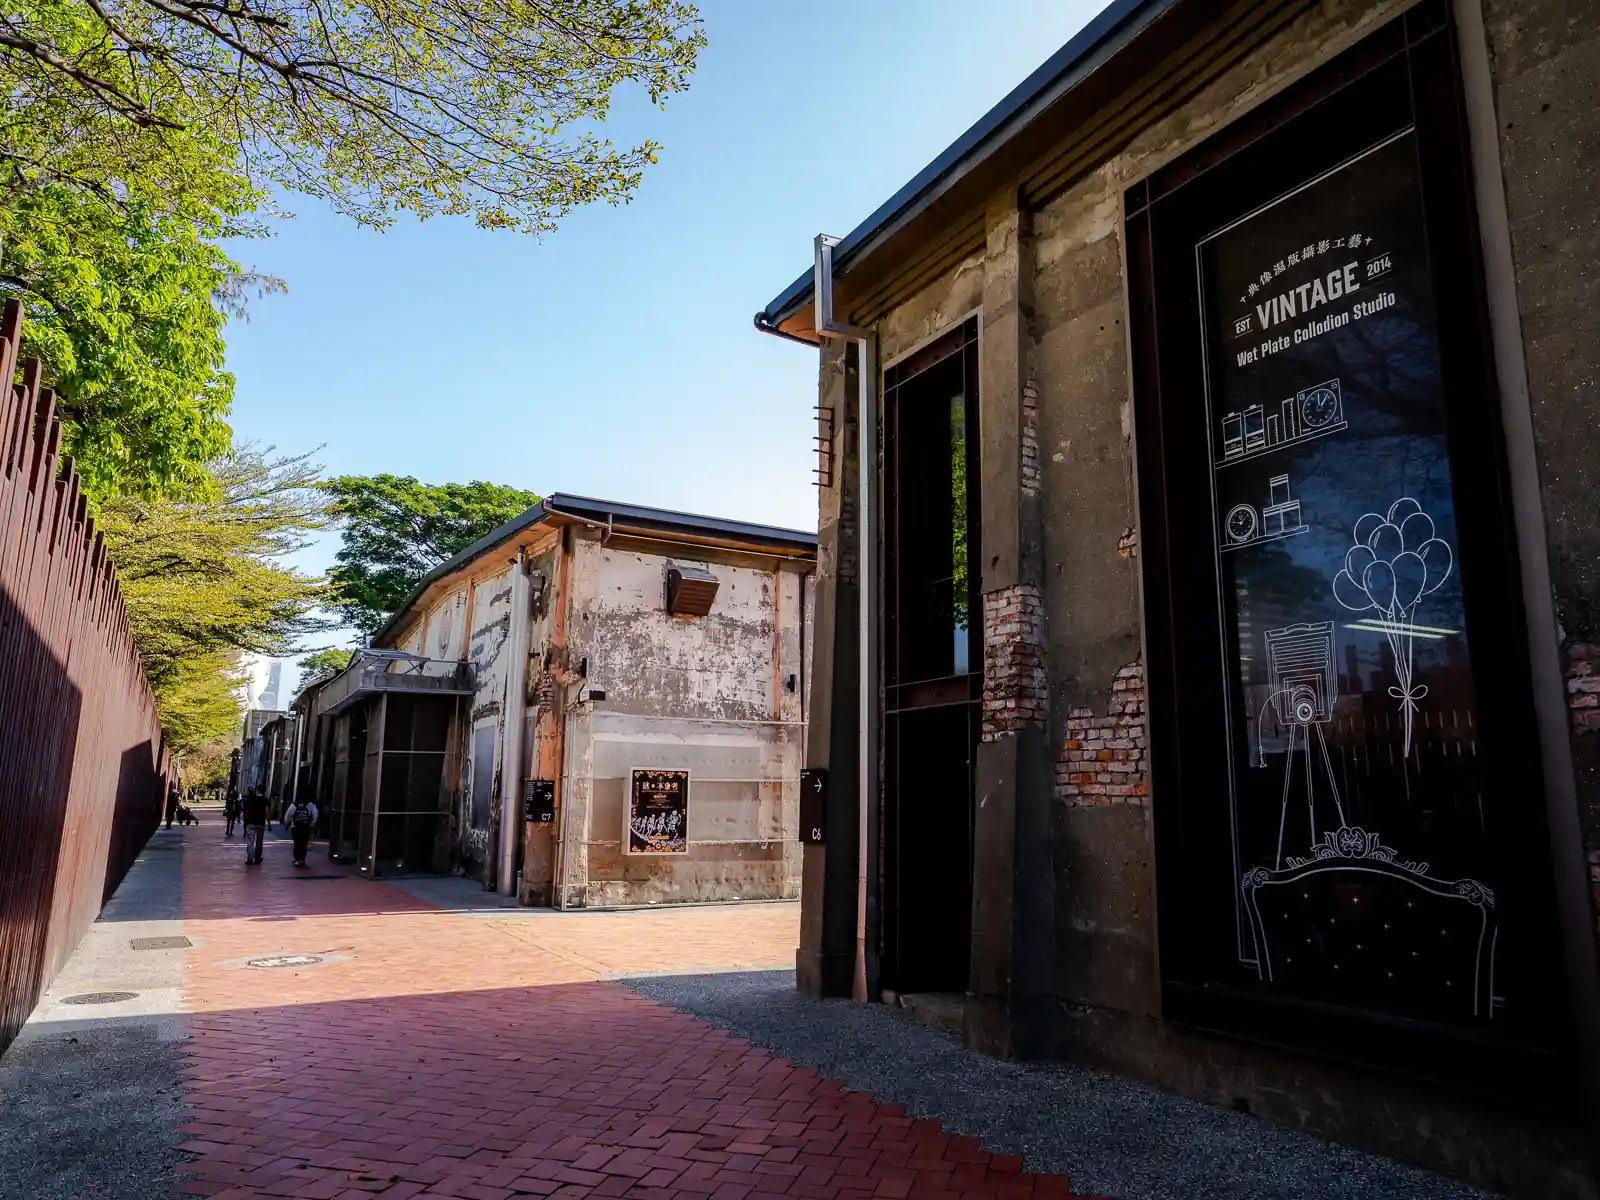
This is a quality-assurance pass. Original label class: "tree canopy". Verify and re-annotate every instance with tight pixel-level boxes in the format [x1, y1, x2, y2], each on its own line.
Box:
[0, 182, 274, 501]
[99, 443, 332, 755]
[325, 474, 539, 635]
[1, 0, 705, 233]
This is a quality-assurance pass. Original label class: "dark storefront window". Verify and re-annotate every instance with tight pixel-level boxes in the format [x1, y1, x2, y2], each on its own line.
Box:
[1201, 132, 1493, 1020]
[1126, 4, 1570, 1101]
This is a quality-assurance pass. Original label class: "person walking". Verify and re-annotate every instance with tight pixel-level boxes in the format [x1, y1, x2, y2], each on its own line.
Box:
[288, 796, 319, 868]
[223, 792, 240, 837]
[241, 788, 269, 866]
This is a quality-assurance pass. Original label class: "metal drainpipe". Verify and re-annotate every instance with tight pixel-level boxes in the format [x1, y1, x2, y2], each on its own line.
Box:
[498, 547, 531, 896]
[812, 234, 878, 1005]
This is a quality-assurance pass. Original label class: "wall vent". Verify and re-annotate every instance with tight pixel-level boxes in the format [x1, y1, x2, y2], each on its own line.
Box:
[666, 565, 719, 617]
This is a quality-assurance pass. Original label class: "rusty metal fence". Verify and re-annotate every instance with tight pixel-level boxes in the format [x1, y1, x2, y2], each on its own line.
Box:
[0, 299, 173, 1055]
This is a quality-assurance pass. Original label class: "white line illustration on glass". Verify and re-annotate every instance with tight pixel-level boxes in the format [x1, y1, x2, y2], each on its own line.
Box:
[1244, 624, 1496, 1014]
[1331, 497, 1453, 756]
[1218, 378, 1347, 468]
[1259, 622, 1347, 869]
[1221, 473, 1308, 553]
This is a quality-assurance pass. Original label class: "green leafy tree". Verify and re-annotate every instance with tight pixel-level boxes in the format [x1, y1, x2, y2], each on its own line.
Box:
[326, 474, 539, 635]
[1, 0, 706, 233]
[0, 182, 279, 501]
[98, 443, 333, 754]
[297, 647, 354, 686]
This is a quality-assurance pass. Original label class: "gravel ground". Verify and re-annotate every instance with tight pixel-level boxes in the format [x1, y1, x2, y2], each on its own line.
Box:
[0, 829, 190, 1200]
[625, 969, 1496, 1200]
[0, 1022, 187, 1200]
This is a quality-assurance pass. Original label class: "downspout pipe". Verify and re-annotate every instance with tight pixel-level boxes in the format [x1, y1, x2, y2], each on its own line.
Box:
[811, 235, 877, 1006]
[498, 546, 532, 896]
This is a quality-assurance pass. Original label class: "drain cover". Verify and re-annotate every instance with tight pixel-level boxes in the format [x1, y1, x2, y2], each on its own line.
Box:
[246, 954, 324, 969]
[61, 992, 138, 1005]
[130, 936, 192, 951]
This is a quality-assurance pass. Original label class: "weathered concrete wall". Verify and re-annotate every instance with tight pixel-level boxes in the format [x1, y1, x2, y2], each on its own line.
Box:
[1480, 0, 1600, 950]
[561, 543, 805, 907]
[462, 566, 513, 883]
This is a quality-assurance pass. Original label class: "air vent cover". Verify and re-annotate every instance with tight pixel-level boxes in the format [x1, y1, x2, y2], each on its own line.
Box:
[665, 565, 719, 617]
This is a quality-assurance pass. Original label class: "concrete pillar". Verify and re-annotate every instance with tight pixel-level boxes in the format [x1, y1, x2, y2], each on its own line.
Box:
[967, 191, 1056, 1059]
[797, 337, 862, 998]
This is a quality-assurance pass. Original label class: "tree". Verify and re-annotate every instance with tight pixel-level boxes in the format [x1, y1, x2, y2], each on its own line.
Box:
[0, 181, 277, 502]
[326, 474, 539, 635]
[298, 647, 353, 686]
[1, 0, 706, 234]
[98, 442, 332, 755]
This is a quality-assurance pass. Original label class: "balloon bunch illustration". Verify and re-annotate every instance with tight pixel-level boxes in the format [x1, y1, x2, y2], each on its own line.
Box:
[1331, 497, 1453, 756]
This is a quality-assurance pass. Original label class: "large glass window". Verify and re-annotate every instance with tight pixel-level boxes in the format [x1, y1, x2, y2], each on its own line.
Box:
[1199, 132, 1495, 1023]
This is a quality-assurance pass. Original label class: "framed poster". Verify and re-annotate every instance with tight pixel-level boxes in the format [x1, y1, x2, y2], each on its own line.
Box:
[628, 769, 688, 854]
[1125, 4, 1570, 1099]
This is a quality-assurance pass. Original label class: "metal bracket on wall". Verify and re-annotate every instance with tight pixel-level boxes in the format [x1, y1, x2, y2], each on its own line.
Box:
[814, 404, 835, 488]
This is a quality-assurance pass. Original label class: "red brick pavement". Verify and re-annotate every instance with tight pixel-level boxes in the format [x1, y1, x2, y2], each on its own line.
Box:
[176, 831, 1099, 1199]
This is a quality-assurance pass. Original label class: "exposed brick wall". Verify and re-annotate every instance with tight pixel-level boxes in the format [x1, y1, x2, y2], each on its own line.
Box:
[1020, 375, 1040, 499]
[1055, 659, 1148, 806]
[1566, 642, 1600, 733]
[981, 584, 1047, 741]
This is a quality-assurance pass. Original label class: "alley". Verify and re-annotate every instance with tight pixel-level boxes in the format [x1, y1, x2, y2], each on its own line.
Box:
[0, 818, 1494, 1200]
[2, 823, 1089, 1200]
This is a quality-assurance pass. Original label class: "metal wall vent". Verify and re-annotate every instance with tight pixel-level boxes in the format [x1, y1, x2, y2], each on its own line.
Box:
[666, 565, 719, 617]
[130, 936, 191, 950]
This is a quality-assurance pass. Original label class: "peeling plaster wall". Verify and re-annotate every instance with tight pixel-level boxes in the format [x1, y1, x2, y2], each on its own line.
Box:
[556, 541, 805, 907]
[461, 566, 513, 883]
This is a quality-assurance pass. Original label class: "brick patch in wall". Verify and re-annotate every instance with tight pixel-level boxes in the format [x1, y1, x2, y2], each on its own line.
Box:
[1055, 659, 1148, 806]
[1565, 642, 1600, 732]
[1021, 375, 1041, 499]
[982, 584, 1047, 741]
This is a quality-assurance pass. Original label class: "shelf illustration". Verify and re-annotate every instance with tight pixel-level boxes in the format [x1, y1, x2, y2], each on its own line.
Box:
[1221, 473, 1308, 554]
[1217, 378, 1346, 468]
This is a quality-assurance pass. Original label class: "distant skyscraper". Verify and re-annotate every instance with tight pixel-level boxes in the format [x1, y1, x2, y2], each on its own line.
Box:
[259, 660, 284, 711]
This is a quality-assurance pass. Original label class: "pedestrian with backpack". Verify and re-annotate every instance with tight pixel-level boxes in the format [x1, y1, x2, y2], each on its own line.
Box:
[223, 792, 240, 837]
[288, 795, 319, 868]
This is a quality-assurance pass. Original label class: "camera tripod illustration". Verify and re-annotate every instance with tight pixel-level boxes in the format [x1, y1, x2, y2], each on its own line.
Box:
[1259, 621, 1348, 869]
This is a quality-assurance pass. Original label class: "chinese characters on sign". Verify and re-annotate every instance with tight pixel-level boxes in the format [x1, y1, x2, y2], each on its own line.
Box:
[1197, 131, 1500, 1027]
[628, 769, 689, 854]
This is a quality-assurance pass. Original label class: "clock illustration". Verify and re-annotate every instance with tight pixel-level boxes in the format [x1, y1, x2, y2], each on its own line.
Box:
[1225, 503, 1258, 544]
[1298, 379, 1343, 430]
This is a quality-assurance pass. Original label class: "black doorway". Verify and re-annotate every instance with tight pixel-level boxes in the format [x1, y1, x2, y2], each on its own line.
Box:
[882, 319, 981, 996]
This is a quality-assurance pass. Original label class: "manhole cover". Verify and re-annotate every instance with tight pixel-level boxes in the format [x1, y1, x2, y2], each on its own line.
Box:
[61, 992, 139, 1005]
[130, 936, 192, 951]
[246, 954, 324, 969]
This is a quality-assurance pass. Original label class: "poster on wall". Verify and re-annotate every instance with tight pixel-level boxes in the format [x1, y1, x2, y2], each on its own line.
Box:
[628, 769, 688, 854]
[1197, 130, 1501, 1026]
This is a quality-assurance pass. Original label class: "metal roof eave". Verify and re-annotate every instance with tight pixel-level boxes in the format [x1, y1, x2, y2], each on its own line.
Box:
[755, 0, 1175, 333]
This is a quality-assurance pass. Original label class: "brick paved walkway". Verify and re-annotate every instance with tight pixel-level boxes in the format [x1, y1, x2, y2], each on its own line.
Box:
[174, 831, 1100, 1200]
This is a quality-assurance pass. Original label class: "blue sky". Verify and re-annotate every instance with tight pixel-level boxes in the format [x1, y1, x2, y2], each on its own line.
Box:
[228, 0, 1102, 680]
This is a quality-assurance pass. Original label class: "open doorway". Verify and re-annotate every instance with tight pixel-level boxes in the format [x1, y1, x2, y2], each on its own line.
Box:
[882, 318, 980, 998]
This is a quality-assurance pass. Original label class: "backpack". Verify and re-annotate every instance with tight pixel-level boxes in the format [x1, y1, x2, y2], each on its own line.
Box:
[291, 801, 313, 830]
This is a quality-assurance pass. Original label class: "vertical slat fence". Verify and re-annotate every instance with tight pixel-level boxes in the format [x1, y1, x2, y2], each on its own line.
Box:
[0, 299, 172, 1055]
